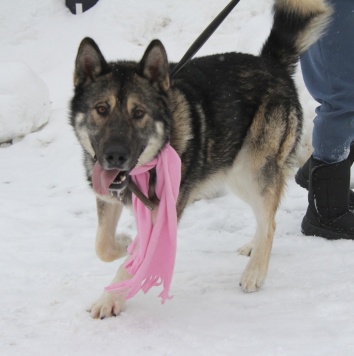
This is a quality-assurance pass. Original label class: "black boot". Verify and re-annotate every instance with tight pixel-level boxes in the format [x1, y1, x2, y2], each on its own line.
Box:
[295, 149, 354, 210]
[301, 157, 354, 240]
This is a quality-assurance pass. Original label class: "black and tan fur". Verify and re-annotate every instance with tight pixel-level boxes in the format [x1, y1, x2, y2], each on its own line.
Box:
[69, 0, 332, 318]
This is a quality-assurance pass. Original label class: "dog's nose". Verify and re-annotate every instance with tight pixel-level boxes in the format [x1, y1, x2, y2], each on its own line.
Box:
[104, 145, 130, 168]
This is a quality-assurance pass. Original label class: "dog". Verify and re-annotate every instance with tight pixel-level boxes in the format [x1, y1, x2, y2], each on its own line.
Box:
[69, 0, 332, 319]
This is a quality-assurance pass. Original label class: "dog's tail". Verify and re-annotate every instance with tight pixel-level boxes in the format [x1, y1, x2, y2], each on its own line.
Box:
[261, 0, 332, 76]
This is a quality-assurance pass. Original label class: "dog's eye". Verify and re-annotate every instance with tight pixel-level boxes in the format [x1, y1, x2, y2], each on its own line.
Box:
[96, 104, 109, 116]
[133, 109, 145, 120]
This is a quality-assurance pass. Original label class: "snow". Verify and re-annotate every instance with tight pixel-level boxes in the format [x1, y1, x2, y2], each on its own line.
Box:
[1, 0, 354, 355]
[0, 62, 50, 144]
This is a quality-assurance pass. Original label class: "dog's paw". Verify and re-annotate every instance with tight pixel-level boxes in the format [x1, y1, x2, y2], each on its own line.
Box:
[238, 241, 255, 257]
[239, 261, 267, 293]
[89, 291, 125, 319]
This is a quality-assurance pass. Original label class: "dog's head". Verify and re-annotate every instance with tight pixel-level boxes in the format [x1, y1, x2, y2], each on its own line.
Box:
[70, 38, 172, 194]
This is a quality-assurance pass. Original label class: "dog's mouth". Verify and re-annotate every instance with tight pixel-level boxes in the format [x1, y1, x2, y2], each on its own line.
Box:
[112, 170, 128, 185]
[92, 161, 130, 196]
[109, 170, 129, 193]
[91, 145, 146, 197]
[91, 151, 156, 210]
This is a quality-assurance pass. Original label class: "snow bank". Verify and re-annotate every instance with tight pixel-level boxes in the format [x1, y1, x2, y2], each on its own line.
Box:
[0, 62, 50, 143]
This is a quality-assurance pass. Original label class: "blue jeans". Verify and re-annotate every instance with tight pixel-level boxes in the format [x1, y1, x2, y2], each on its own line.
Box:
[300, 0, 354, 164]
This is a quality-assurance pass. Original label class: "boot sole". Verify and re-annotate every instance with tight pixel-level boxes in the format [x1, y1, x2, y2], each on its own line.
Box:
[301, 216, 354, 240]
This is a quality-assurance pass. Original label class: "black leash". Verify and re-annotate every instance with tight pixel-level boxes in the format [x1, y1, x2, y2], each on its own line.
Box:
[170, 0, 241, 78]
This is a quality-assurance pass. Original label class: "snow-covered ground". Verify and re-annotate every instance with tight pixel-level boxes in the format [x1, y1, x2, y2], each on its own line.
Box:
[1, 1, 354, 355]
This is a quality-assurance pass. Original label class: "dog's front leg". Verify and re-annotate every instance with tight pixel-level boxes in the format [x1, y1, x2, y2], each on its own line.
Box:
[95, 198, 130, 262]
[90, 198, 133, 319]
[90, 257, 131, 319]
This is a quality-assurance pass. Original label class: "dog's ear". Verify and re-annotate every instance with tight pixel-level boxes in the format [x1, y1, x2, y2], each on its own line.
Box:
[139, 40, 170, 91]
[74, 37, 109, 88]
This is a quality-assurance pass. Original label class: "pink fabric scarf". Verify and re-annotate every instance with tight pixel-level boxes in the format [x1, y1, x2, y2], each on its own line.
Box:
[105, 143, 181, 303]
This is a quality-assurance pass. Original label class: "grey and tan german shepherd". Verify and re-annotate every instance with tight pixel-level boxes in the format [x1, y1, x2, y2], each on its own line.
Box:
[70, 0, 331, 318]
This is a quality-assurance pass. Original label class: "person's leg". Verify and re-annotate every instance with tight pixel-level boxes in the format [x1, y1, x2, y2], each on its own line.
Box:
[298, 0, 354, 239]
[301, 0, 354, 162]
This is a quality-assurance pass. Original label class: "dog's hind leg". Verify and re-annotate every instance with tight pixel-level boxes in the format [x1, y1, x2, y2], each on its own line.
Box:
[95, 198, 131, 262]
[229, 148, 286, 292]
[234, 99, 300, 291]
[239, 190, 278, 292]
